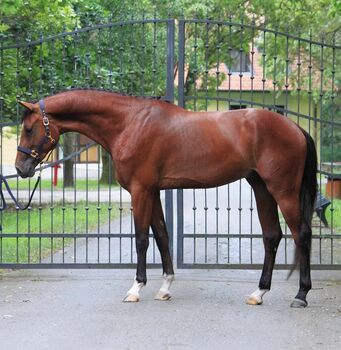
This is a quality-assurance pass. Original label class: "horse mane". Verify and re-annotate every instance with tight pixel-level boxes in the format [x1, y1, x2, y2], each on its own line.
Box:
[21, 87, 171, 121]
[55, 87, 171, 102]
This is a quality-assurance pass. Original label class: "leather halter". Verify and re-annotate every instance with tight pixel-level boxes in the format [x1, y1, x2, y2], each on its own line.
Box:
[17, 99, 56, 160]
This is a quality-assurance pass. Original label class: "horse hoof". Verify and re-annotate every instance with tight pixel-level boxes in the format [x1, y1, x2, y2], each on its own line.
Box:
[154, 291, 172, 301]
[123, 293, 140, 302]
[290, 298, 307, 308]
[246, 296, 263, 305]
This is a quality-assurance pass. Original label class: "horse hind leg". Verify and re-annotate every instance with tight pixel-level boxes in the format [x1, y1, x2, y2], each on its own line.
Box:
[275, 193, 312, 308]
[246, 172, 283, 306]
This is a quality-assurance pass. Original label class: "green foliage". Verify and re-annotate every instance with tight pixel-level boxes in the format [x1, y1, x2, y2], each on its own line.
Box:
[0, 0, 339, 153]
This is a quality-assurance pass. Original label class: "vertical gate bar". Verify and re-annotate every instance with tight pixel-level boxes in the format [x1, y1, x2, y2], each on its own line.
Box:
[15, 35, 20, 263]
[227, 183, 230, 263]
[97, 145, 101, 263]
[165, 19, 175, 256]
[39, 34, 44, 263]
[119, 187, 123, 263]
[204, 19, 209, 264]
[297, 33, 301, 125]
[330, 33, 336, 264]
[215, 24, 221, 264]
[284, 29, 290, 263]
[239, 20, 244, 264]
[0, 36, 3, 262]
[73, 24, 79, 263]
[50, 38, 56, 263]
[141, 14, 146, 96]
[318, 37, 324, 264]
[193, 190, 196, 262]
[108, 22, 113, 263]
[177, 19, 186, 268]
[97, 27, 102, 263]
[261, 26, 266, 110]
[215, 188, 219, 264]
[61, 30, 66, 264]
[273, 29, 278, 111]
[308, 31, 313, 136]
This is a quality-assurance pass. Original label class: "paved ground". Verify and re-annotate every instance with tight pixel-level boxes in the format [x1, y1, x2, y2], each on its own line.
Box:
[0, 268, 340, 350]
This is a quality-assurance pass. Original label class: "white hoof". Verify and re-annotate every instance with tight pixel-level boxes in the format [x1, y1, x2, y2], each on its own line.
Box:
[154, 290, 172, 301]
[246, 288, 269, 306]
[154, 274, 174, 301]
[123, 293, 140, 303]
[246, 295, 263, 305]
[123, 279, 144, 302]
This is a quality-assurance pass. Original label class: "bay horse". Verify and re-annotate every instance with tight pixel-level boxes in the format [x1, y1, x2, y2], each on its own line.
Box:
[15, 89, 317, 308]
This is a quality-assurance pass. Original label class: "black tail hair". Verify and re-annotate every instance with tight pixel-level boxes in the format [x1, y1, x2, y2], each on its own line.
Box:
[299, 128, 318, 226]
[288, 127, 318, 279]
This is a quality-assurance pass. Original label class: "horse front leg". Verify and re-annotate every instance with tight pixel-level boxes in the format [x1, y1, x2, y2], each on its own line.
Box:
[151, 191, 175, 301]
[123, 187, 153, 302]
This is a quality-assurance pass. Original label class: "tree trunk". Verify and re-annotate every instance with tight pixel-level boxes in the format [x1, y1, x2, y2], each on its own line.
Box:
[100, 147, 116, 185]
[63, 132, 76, 187]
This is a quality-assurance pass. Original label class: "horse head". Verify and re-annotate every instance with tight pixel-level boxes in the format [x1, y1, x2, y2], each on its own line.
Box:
[15, 100, 60, 178]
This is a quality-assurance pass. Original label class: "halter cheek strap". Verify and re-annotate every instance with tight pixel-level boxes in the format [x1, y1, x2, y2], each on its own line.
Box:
[17, 99, 56, 160]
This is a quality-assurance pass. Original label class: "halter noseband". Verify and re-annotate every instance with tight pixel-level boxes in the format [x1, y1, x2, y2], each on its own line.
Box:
[17, 99, 56, 160]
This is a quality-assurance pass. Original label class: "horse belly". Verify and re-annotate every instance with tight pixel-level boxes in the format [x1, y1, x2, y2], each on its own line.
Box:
[160, 157, 250, 189]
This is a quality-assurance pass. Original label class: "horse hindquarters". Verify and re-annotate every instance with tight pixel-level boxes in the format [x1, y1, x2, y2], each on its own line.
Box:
[260, 129, 317, 307]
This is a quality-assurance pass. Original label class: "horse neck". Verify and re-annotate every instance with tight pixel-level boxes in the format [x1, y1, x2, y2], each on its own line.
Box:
[46, 92, 132, 151]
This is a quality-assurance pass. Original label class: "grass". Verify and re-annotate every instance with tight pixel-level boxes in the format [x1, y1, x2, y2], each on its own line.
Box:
[5, 178, 119, 191]
[0, 201, 121, 263]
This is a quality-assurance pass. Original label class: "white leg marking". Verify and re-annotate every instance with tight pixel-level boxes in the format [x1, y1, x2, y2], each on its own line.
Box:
[246, 288, 269, 305]
[154, 274, 175, 301]
[123, 279, 144, 302]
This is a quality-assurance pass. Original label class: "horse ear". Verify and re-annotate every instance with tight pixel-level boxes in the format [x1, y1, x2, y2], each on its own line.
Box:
[19, 101, 35, 111]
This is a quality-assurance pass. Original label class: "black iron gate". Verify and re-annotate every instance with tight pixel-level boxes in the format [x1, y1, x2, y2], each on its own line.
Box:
[0, 18, 175, 269]
[176, 19, 341, 270]
[0, 17, 340, 270]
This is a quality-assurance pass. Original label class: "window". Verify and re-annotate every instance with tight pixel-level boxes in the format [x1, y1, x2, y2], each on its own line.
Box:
[228, 50, 251, 73]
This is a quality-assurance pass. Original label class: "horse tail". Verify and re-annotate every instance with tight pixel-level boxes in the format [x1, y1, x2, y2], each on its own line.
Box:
[288, 127, 318, 279]
[299, 127, 318, 227]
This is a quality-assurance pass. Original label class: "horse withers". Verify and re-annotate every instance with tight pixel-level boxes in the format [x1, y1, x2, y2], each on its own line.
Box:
[15, 89, 317, 308]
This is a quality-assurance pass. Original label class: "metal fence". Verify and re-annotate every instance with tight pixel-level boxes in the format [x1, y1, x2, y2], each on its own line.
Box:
[177, 18, 341, 269]
[0, 17, 340, 269]
[0, 18, 174, 268]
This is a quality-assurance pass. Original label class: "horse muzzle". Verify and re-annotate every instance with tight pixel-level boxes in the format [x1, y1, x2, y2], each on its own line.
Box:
[15, 159, 36, 178]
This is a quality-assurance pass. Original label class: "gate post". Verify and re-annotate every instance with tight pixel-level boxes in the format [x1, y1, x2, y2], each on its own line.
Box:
[165, 19, 175, 255]
[176, 19, 186, 268]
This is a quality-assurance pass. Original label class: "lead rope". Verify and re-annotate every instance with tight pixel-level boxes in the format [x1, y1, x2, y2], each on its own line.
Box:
[0, 149, 54, 231]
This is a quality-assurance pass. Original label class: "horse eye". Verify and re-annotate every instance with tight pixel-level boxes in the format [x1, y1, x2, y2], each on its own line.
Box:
[25, 127, 33, 133]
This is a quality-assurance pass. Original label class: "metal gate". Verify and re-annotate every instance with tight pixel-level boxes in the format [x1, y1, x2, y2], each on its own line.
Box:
[176, 19, 341, 270]
[1, 17, 340, 269]
[0, 18, 175, 269]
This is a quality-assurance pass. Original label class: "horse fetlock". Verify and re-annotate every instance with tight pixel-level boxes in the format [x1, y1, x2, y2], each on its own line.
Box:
[290, 298, 308, 308]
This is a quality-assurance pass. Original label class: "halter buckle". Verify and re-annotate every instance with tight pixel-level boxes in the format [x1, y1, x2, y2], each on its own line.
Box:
[42, 117, 49, 126]
[30, 149, 39, 159]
